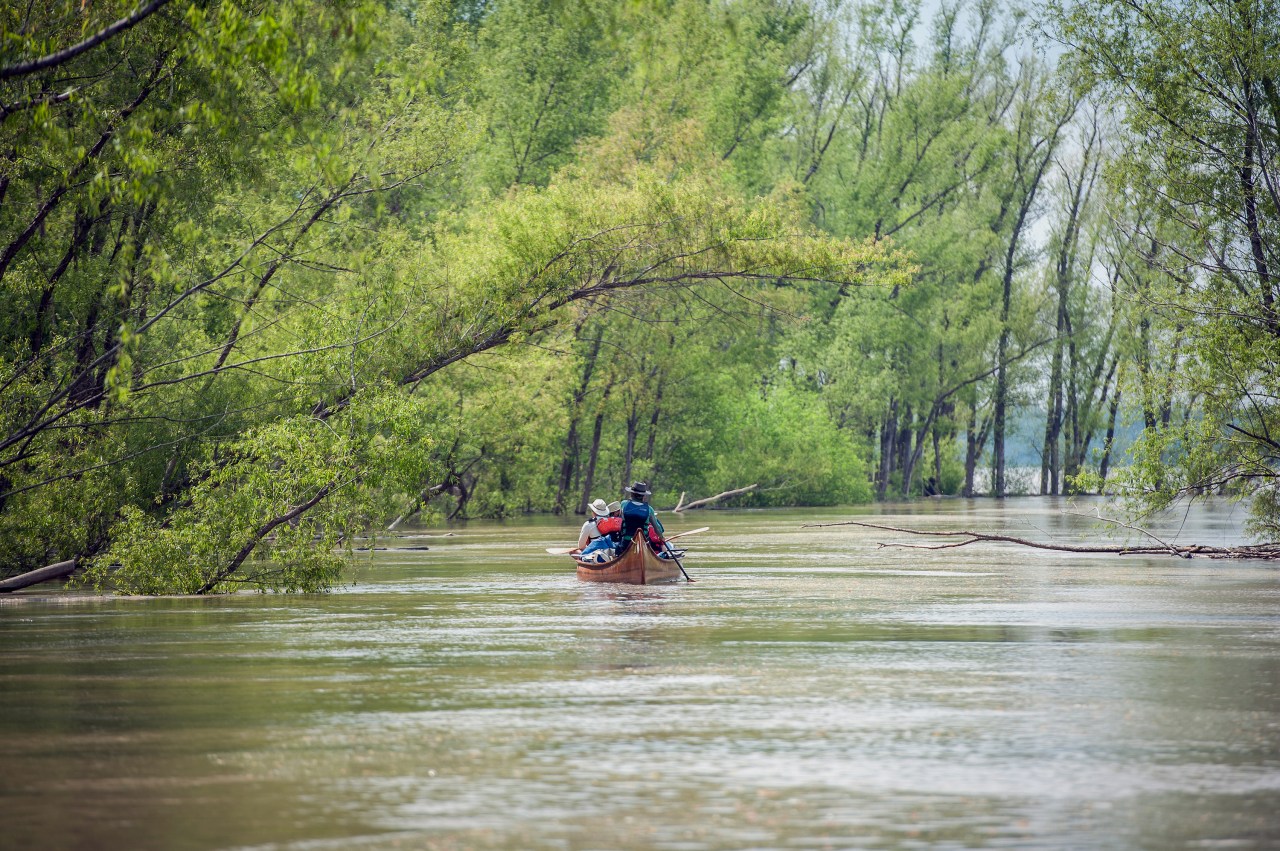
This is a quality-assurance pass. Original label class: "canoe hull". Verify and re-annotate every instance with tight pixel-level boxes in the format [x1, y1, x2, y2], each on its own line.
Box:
[574, 535, 682, 585]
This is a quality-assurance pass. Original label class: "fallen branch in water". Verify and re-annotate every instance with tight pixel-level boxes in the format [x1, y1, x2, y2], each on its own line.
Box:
[800, 520, 1280, 560]
[1064, 510, 1183, 557]
[0, 559, 77, 592]
[673, 484, 758, 512]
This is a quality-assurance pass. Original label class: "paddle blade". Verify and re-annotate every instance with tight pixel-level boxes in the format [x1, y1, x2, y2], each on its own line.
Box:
[545, 547, 577, 555]
[665, 526, 710, 541]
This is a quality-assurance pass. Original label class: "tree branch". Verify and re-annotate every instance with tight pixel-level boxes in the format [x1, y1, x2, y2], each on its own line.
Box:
[194, 478, 347, 594]
[673, 484, 758, 511]
[0, 0, 175, 80]
[800, 519, 1279, 559]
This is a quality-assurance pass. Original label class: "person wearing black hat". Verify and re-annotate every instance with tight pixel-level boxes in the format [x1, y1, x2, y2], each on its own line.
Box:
[619, 481, 664, 552]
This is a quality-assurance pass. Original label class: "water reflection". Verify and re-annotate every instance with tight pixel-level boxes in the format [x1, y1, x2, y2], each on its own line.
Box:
[1, 498, 1278, 850]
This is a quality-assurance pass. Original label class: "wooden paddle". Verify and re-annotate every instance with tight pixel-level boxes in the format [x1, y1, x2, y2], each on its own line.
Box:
[664, 526, 710, 541]
[544, 526, 709, 556]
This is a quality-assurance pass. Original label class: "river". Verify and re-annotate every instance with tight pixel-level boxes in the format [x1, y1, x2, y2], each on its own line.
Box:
[1, 497, 1278, 849]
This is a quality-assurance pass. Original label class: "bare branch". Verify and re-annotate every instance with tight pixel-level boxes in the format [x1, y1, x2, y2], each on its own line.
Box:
[672, 484, 758, 512]
[800, 519, 1280, 559]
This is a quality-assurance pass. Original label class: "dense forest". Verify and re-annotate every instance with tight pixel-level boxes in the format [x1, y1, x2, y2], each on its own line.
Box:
[0, 0, 1275, 592]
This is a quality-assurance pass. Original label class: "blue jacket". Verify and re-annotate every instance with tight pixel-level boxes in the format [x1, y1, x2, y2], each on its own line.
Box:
[620, 499, 663, 546]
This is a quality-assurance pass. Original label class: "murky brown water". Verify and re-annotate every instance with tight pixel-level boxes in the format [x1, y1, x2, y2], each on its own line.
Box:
[2, 497, 1278, 850]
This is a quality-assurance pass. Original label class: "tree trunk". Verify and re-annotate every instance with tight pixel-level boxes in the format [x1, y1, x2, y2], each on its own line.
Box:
[556, 421, 580, 516]
[621, 400, 639, 488]
[29, 209, 96, 360]
[992, 341, 1009, 497]
[877, 399, 897, 501]
[896, 409, 913, 495]
[1063, 316, 1082, 491]
[555, 330, 602, 514]
[1042, 291, 1066, 495]
[675, 484, 758, 511]
[964, 408, 978, 497]
[1074, 352, 1117, 477]
[932, 421, 943, 494]
[194, 479, 343, 594]
[0, 559, 76, 592]
[965, 411, 991, 497]
[644, 379, 663, 461]
[900, 419, 919, 498]
[1098, 386, 1121, 488]
[577, 381, 613, 515]
[1239, 108, 1276, 331]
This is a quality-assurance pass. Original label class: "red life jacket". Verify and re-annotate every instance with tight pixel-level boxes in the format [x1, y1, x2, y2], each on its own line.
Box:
[596, 516, 622, 535]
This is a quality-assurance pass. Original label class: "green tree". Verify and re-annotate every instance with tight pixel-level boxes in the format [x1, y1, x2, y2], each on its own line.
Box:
[468, 0, 621, 190]
[1055, 0, 1280, 536]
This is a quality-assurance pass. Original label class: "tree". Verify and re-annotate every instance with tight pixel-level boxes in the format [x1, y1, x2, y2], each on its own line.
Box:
[1055, 0, 1280, 536]
[468, 0, 621, 190]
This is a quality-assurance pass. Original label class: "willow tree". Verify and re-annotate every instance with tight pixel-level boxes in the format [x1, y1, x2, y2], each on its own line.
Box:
[418, 0, 878, 519]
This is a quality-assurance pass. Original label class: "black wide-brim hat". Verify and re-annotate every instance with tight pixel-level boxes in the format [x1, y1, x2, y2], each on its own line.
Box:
[626, 481, 651, 497]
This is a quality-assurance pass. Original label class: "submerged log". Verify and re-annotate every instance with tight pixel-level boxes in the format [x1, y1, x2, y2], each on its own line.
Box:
[801, 520, 1280, 560]
[0, 559, 77, 592]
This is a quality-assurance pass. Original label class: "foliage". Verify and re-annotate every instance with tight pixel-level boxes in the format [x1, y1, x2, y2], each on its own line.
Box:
[1055, 0, 1280, 534]
[85, 390, 440, 595]
[701, 377, 873, 506]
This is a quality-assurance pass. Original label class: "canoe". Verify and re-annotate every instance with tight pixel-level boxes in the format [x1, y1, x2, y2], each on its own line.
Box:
[573, 534, 683, 585]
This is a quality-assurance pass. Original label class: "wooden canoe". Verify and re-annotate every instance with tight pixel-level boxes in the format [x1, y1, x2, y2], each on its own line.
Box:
[573, 534, 683, 585]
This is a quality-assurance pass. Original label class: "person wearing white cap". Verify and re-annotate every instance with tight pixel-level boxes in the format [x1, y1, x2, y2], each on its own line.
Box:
[576, 498, 611, 551]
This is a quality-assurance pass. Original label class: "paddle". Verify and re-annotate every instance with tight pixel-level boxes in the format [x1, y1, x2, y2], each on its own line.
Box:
[663, 526, 709, 541]
[544, 526, 708, 556]
[659, 525, 705, 580]
[661, 527, 703, 581]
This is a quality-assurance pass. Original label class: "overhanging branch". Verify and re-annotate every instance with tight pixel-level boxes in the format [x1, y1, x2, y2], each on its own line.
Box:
[0, 0, 175, 80]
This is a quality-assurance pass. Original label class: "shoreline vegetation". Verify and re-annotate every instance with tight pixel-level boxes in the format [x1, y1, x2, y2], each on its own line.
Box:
[2, 493, 1269, 594]
[0, 0, 1275, 594]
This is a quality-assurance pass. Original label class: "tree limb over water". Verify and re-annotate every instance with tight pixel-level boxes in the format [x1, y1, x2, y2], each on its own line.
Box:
[801, 520, 1280, 560]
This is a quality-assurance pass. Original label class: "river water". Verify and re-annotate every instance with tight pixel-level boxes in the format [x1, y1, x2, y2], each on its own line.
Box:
[1, 497, 1278, 850]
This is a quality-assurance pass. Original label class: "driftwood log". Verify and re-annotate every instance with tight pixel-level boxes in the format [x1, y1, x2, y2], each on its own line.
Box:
[801, 520, 1280, 560]
[673, 484, 758, 512]
[0, 559, 77, 592]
